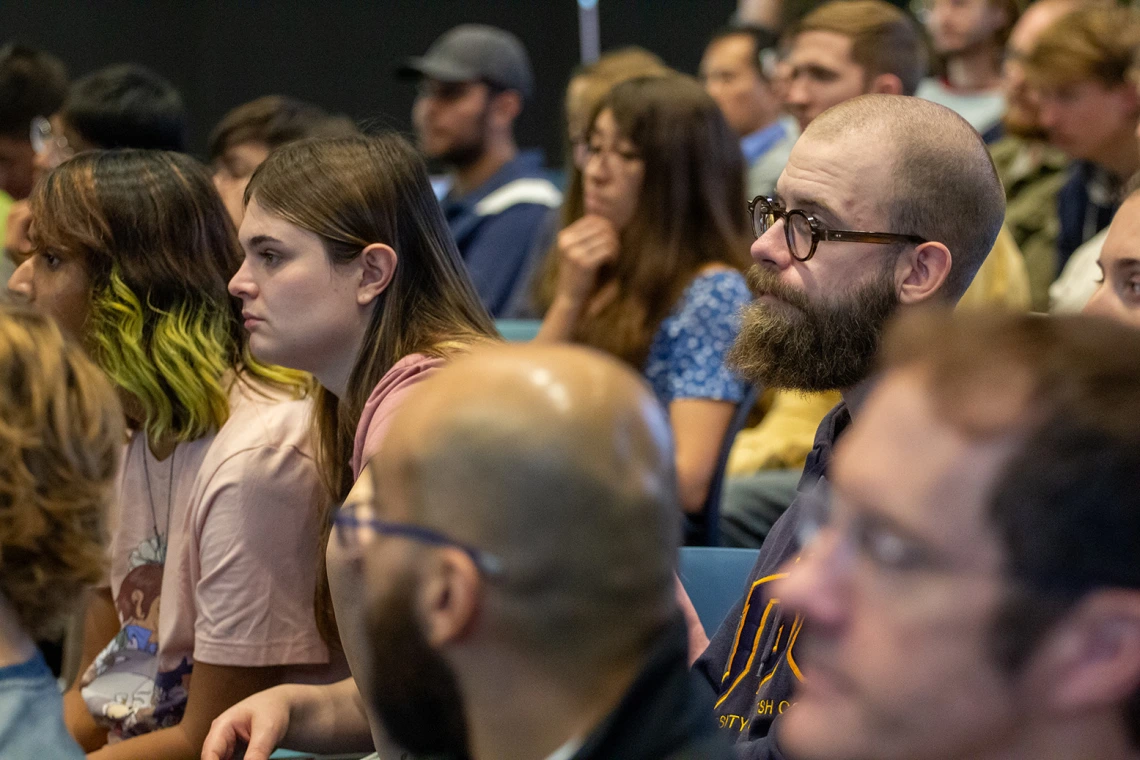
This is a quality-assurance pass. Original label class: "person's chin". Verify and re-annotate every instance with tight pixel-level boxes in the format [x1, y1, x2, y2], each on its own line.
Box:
[416, 135, 447, 160]
[1047, 135, 1080, 159]
[584, 197, 609, 218]
[755, 292, 801, 314]
[246, 335, 285, 368]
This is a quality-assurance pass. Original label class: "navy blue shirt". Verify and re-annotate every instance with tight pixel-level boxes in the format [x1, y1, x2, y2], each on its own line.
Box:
[441, 150, 561, 317]
[693, 402, 851, 760]
[1056, 161, 1119, 270]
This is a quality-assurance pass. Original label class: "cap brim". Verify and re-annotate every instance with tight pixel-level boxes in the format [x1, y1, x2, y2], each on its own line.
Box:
[395, 56, 480, 83]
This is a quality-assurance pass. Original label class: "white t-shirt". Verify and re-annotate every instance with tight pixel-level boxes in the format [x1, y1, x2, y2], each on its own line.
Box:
[916, 78, 1005, 137]
[1050, 227, 1107, 314]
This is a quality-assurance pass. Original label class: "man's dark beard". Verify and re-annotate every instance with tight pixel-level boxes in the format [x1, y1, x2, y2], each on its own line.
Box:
[1002, 109, 1050, 142]
[366, 575, 471, 760]
[727, 263, 899, 392]
[437, 103, 491, 169]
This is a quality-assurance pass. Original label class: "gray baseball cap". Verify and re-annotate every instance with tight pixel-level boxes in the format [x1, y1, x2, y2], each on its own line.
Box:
[398, 24, 534, 100]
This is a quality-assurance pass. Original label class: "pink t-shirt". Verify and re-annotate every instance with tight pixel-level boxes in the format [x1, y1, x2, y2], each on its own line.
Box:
[81, 379, 339, 740]
[350, 353, 446, 478]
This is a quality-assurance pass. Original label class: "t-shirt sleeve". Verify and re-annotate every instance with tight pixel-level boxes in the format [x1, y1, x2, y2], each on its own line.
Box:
[190, 443, 328, 667]
[660, 273, 751, 405]
[356, 363, 441, 474]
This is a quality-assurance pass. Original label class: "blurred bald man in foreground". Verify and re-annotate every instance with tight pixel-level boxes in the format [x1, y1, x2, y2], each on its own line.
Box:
[204, 344, 732, 760]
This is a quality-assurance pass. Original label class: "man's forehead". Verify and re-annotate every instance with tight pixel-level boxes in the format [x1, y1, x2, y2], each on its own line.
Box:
[1102, 197, 1140, 265]
[776, 133, 890, 226]
[707, 34, 753, 62]
[791, 29, 857, 68]
[834, 369, 1016, 557]
[1009, 2, 1075, 52]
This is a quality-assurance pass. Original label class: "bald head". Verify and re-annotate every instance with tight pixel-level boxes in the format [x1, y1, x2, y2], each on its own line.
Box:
[374, 343, 679, 664]
[807, 95, 1006, 302]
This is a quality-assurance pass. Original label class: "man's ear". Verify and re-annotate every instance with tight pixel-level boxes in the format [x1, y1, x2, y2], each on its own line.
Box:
[896, 240, 952, 305]
[358, 243, 398, 307]
[418, 548, 483, 648]
[1021, 590, 1140, 717]
[868, 73, 905, 96]
[488, 89, 523, 130]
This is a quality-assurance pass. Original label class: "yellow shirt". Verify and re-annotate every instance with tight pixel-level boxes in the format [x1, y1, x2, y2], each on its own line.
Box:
[956, 224, 1032, 312]
[726, 389, 842, 477]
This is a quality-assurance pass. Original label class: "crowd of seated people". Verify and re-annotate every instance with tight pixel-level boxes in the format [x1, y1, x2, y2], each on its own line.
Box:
[0, 5, 1139, 760]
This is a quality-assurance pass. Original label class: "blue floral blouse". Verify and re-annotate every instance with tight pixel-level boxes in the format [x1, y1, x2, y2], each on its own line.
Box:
[643, 269, 751, 406]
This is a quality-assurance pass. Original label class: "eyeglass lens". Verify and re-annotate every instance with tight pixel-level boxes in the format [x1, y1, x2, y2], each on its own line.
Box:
[752, 199, 815, 259]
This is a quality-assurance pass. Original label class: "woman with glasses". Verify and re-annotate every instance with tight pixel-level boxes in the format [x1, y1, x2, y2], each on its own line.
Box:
[221, 133, 497, 755]
[8, 150, 342, 760]
[534, 74, 754, 518]
[506, 49, 671, 319]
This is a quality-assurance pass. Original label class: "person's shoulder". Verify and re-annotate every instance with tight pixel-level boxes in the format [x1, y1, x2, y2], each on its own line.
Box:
[474, 177, 562, 218]
[683, 268, 751, 306]
[369, 353, 446, 400]
[199, 379, 315, 475]
[0, 655, 86, 759]
[357, 354, 446, 435]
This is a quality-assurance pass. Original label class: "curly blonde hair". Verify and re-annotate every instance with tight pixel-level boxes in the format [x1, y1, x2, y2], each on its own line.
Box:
[0, 305, 124, 639]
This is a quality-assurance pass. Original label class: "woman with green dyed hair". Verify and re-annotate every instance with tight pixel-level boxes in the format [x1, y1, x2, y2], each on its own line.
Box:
[8, 149, 346, 760]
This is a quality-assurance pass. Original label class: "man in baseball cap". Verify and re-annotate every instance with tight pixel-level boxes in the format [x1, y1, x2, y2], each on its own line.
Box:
[399, 24, 562, 318]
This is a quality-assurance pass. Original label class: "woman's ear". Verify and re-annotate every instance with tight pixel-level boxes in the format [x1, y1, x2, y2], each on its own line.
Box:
[358, 243, 398, 306]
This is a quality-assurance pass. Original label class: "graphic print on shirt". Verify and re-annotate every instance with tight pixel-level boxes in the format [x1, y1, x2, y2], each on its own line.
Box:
[714, 566, 804, 734]
[80, 535, 192, 738]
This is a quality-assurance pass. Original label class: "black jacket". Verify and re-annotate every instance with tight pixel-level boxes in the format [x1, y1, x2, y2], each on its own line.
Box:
[571, 619, 735, 760]
[692, 403, 851, 760]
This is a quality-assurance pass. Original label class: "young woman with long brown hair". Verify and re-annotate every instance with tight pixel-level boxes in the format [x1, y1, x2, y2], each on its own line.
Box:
[219, 132, 497, 755]
[536, 74, 754, 517]
[8, 149, 341, 760]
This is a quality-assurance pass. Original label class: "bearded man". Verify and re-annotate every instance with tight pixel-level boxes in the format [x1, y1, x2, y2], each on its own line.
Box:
[692, 94, 1007, 759]
[398, 24, 562, 317]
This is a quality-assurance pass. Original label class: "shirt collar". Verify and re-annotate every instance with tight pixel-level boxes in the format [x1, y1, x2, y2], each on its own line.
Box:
[740, 120, 787, 167]
[443, 148, 546, 209]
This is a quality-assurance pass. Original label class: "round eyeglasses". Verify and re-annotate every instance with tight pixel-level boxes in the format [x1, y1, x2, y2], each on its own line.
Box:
[29, 116, 74, 166]
[748, 196, 928, 262]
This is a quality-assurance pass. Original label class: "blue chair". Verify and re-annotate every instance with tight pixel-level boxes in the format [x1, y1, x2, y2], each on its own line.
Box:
[495, 319, 542, 342]
[678, 546, 761, 633]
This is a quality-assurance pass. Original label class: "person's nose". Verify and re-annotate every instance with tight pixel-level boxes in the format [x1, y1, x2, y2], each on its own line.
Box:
[751, 216, 795, 271]
[228, 257, 257, 301]
[7, 256, 34, 302]
[773, 527, 853, 630]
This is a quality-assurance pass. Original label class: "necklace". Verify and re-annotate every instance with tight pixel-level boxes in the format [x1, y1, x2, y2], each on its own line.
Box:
[140, 437, 176, 557]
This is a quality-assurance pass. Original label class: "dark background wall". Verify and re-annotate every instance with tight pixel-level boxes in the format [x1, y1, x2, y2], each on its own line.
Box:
[0, 0, 735, 164]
